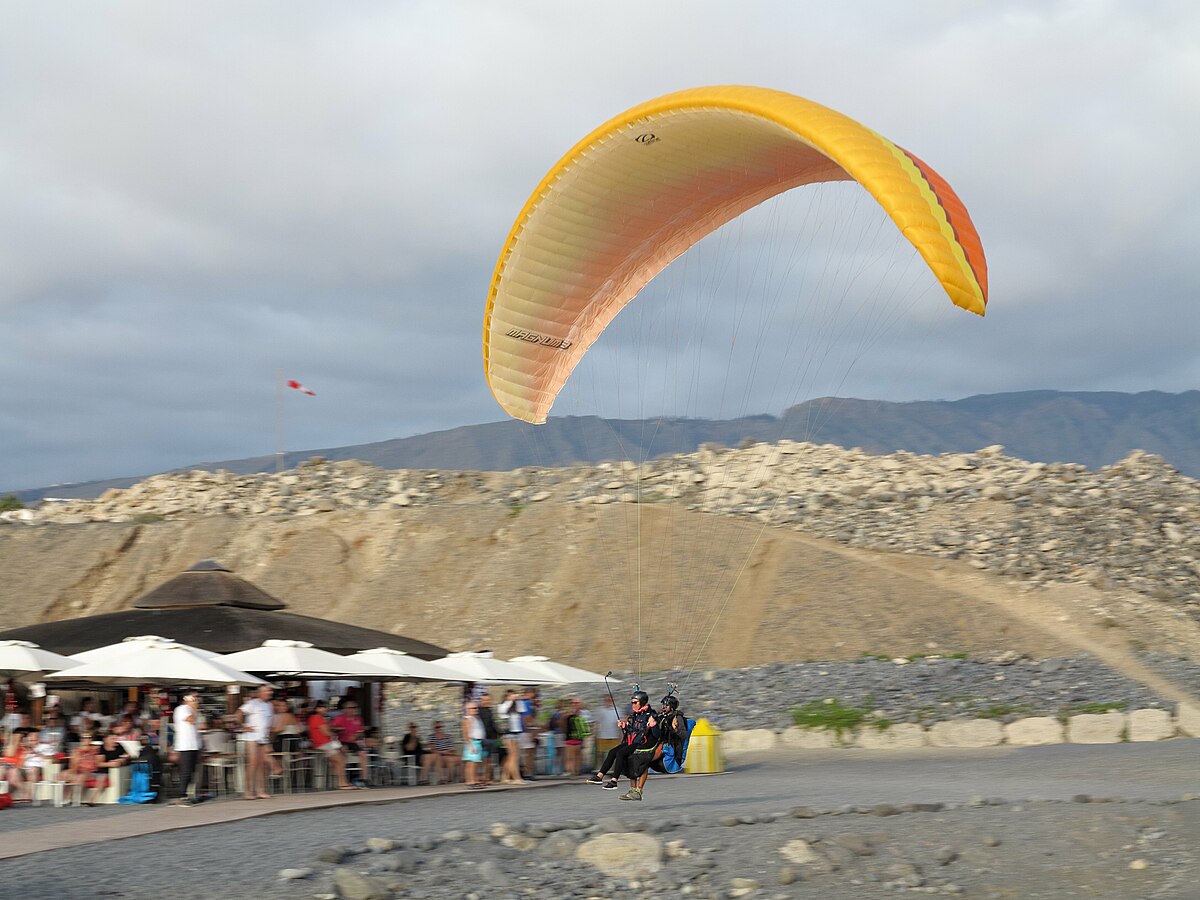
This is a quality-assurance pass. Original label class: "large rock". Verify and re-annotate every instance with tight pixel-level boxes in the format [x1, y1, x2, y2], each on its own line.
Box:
[1067, 713, 1127, 744]
[1177, 702, 1200, 738]
[1003, 716, 1064, 746]
[780, 727, 838, 749]
[855, 723, 926, 749]
[1128, 708, 1174, 741]
[538, 832, 579, 858]
[778, 839, 821, 865]
[576, 833, 663, 878]
[332, 868, 389, 900]
[927, 719, 1003, 748]
[722, 729, 777, 753]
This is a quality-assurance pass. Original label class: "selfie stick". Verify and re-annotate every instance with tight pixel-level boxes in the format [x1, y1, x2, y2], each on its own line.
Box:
[603, 671, 621, 720]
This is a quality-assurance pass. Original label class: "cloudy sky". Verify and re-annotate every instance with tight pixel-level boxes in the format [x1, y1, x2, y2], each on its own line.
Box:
[2, 1, 1196, 490]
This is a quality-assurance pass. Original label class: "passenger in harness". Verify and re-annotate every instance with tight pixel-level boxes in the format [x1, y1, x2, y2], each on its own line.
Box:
[622, 691, 693, 799]
[649, 694, 692, 775]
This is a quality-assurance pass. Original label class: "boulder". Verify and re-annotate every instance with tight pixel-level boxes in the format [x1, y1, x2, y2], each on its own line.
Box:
[1128, 708, 1174, 741]
[1067, 713, 1127, 744]
[576, 833, 662, 878]
[1177, 702, 1200, 738]
[855, 723, 926, 749]
[722, 729, 777, 753]
[332, 868, 389, 900]
[780, 727, 838, 749]
[927, 719, 1003, 748]
[1003, 716, 1064, 746]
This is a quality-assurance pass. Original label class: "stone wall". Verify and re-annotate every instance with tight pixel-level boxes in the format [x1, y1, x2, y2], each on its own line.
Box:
[719, 702, 1199, 754]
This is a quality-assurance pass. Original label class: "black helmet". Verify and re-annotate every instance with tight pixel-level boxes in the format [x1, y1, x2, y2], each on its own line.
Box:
[660, 695, 679, 710]
[631, 691, 650, 706]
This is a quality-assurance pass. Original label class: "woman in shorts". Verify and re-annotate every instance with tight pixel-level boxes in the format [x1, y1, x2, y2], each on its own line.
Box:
[306, 700, 354, 791]
[60, 729, 103, 804]
[462, 702, 486, 788]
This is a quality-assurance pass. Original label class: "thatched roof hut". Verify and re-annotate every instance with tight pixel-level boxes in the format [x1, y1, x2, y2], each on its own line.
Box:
[0, 560, 446, 658]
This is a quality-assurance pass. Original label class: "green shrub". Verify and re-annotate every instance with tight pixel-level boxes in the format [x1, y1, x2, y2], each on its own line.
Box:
[0, 494, 24, 512]
[1071, 701, 1127, 715]
[791, 698, 869, 737]
[975, 704, 1031, 719]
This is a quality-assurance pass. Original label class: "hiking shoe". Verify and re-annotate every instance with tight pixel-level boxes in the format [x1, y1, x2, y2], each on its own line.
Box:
[619, 789, 642, 801]
[601, 779, 619, 790]
[585, 774, 605, 785]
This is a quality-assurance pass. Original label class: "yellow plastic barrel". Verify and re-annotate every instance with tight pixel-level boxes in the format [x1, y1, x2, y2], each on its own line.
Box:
[684, 718, 724, 774]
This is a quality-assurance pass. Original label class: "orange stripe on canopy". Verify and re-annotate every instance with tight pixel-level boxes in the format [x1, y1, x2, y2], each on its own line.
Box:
[483, 85, 988, 424]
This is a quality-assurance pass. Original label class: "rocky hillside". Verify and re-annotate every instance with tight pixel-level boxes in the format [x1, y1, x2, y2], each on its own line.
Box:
[2, 441, 1198, 680]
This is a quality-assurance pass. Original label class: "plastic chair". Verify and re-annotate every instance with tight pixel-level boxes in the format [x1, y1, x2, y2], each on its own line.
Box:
[390, 752, 419, 786]
[33, 780, 82, 807]
[367, 752, 393, 787]
[283, 751, 315, 792]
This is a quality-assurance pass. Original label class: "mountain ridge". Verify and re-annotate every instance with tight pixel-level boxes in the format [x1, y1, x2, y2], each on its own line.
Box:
[10, 389, 1198, 501]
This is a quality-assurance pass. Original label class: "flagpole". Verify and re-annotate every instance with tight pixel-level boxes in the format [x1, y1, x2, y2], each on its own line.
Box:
[275, 367, 284, 474]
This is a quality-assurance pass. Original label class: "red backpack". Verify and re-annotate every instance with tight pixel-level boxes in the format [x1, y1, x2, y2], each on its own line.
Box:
[0, 793, 13, 811]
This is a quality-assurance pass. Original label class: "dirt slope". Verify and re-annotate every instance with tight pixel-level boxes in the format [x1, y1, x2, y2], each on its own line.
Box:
[4, 501, 1199, 707]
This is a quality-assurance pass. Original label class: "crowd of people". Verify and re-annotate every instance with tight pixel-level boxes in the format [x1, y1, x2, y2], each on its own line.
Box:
[1, 699, 168, 806]
[2, 683, 689, 809]
[400, 688, 602, 788]
[0, 686, 393, 807]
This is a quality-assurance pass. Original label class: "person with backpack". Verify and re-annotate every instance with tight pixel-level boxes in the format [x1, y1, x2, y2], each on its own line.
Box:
[649, 694, 692, 774]
[563, 698, 590, 776]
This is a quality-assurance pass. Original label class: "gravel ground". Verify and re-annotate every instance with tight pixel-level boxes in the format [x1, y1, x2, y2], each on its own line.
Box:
[3, 742, 1197, 899]
[1135, 651, 1200, 696]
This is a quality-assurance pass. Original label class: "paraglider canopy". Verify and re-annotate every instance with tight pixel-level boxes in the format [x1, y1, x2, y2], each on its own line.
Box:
[483, 85, 988, 425]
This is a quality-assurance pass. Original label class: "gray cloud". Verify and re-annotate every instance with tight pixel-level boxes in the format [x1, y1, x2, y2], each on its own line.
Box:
[2, 1, 1197, 489]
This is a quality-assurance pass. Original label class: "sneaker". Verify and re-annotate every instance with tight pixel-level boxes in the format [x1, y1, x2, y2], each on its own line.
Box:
[619, 789, 642, 801]
[601, 779, 619, 790]
[172, 799, 195, 808]
[584, 774, 605, 785]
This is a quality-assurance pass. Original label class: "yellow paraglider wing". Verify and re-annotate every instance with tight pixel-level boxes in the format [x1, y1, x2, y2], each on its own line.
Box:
[483, 85, 988, 425]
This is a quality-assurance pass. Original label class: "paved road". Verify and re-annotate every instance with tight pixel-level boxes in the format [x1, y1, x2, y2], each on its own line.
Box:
[2, 741, 1197, 898]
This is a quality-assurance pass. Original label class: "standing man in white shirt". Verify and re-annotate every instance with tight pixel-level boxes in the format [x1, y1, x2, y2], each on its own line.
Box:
[172, 693, 202, 807]
[236, 685, 275, 800]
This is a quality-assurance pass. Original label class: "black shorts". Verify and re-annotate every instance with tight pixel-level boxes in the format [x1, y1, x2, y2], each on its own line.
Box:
[344, 741, 362, 753]
[625, 745, 658, 779]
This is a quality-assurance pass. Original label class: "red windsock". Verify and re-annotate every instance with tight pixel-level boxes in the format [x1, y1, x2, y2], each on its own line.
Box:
[287, 379, 316, 396]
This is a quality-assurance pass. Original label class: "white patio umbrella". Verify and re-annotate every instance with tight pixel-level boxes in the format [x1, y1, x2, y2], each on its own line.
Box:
[71, 635, 221, 664]
[220, 640, 395, 679]
[343, 648, 461, 682]
[424, 651, 555, 685]
[508, 655, 618, 685]
[45, 641, 266, 687]
[0, 640, 81, 678]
